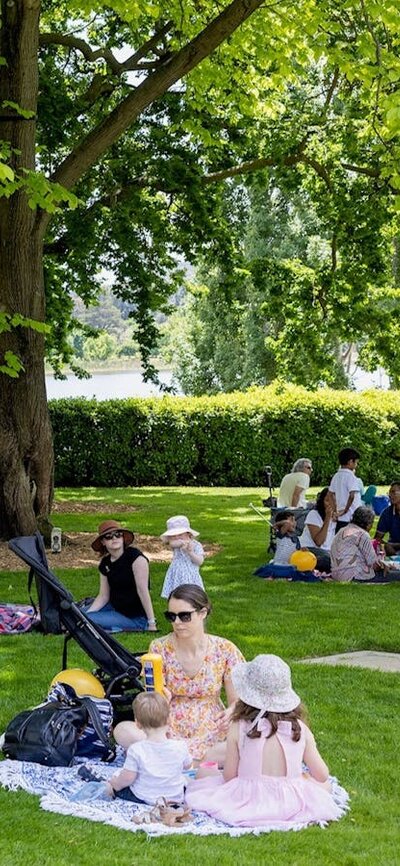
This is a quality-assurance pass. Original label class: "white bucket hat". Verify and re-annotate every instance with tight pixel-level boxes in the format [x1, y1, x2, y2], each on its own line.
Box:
[161, 515, 199, 539]
[231, 654, 300, 713]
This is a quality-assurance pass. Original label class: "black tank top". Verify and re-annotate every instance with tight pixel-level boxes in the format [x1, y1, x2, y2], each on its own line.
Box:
[99, 547, 149, 618]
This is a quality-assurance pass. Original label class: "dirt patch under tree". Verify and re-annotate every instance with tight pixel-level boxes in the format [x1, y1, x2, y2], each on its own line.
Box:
[0, 532, 221, 571]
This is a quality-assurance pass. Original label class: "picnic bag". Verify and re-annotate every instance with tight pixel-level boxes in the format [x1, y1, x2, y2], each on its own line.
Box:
[2, 701, 88, 766]
[2, 688, 115, 766]
[47, 681, 114, 760]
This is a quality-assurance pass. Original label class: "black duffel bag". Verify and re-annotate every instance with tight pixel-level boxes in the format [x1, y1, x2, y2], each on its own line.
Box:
[3, 700, 89, 767]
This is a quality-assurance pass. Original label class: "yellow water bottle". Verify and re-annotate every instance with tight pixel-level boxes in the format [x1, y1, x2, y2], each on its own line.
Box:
[140, 653, 164, 693]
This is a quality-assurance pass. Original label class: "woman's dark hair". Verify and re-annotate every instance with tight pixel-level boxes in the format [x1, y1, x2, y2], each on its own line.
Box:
[168, 584, 212, 615]
[231, 700, 307, 742]
[315, 487, 330, 520]
[351, 505, 375, 530]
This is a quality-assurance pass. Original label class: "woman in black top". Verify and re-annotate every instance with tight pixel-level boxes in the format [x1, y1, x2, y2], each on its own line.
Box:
[86, 520, 157, 632]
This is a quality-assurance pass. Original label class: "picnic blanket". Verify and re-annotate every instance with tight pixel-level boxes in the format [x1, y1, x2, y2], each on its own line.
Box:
[0, 756, 350, 838]
[0, 603, 39, 634]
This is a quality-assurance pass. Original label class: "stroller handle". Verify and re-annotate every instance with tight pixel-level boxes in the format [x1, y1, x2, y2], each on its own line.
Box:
[249, 502, 273, 525]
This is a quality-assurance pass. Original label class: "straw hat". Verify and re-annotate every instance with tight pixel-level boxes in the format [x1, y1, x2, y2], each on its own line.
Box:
[161, 515, 199, 539]
[91, 520, 134, 552]
[231, 654, 300, 713]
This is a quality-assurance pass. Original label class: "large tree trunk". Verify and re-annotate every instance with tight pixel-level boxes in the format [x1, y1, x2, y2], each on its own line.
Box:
[0, 0, 266, 538]
[0, 0, 53, 539]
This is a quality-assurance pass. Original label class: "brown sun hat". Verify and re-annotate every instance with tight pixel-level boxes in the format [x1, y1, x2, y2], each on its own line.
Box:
[91, 520, 134, 552]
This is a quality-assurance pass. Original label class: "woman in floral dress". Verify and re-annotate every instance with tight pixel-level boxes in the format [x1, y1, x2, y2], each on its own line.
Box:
[114, 584, 244, 763]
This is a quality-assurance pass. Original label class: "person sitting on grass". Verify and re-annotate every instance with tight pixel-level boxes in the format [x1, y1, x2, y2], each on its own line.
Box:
[185, 654, 347, 828]
[105, 692, 192, 804]
[273, 510, 300, 565]
[114, 586, 244, 765]
[85, 520, 157, 633]
[254, 511, 303, 580]
[299, 488, 336, 573]
[278, 459, 313, 509]
[107, 692, 192, 804]
[330, 505, 400, 583]
[374, 481, 400, 556]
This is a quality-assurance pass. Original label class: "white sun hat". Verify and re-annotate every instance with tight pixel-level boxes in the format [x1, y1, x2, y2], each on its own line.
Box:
[231, 654, 300, 713]
[161, 515, 199, 539]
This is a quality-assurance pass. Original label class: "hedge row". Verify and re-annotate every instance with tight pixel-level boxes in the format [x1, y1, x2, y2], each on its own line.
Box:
[49, 385, 400, 488]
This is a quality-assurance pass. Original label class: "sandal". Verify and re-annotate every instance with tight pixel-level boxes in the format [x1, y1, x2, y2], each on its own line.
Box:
[132, 797, 193, 826]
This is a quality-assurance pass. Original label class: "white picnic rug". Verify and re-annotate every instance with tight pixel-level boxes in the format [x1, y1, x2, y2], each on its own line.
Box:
[0, 757, 349, 838]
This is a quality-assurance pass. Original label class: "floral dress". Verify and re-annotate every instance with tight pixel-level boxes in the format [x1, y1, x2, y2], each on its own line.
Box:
[161, 542, 205, 599]
[149, 634, 244, 760]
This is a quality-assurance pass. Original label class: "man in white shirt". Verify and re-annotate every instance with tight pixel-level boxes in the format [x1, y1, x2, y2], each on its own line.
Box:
[328, 447, 361, 532]
[278, 458, 313, 509]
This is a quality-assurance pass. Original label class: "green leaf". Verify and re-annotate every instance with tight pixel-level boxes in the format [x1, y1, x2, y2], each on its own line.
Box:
[0, 351, 24, 377]
[0, 163, 15, 183]
[2, 100, 35, 119]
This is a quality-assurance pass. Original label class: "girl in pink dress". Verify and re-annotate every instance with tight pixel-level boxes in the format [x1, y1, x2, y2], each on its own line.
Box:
[186, 654, 348, 829]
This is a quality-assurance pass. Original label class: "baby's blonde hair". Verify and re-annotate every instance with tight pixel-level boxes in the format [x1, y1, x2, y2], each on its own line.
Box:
[133, 691, 169, 729]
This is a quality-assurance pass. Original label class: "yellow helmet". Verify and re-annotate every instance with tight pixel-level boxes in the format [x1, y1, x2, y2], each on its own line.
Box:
[50, 668, 105, 698]
[289, 550, 317, 572]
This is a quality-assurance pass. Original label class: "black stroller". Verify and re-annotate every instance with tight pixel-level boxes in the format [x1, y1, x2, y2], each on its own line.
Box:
[250, 466, 307, 553]
[8, 532, 144, 721]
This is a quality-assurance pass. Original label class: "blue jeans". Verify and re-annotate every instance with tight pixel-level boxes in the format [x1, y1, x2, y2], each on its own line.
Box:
[84, 603, 147, 632]
[115, 787, 147, 803]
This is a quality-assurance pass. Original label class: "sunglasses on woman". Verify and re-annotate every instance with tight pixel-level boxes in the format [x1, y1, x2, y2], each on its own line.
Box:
[102, 530, 124, 541]
[164, 610, 198, 623]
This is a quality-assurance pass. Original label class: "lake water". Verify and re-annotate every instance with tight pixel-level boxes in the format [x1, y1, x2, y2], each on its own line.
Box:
[45, 366, 389, 401]
[45, 369, 178, 400]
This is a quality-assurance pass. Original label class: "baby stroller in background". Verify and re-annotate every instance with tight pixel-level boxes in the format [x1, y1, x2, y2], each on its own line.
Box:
[8, 532, 144, 722]
[250, 466, 308, 554]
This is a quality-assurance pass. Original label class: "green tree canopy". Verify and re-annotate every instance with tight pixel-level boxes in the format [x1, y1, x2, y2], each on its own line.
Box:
[1, 0, 400, 535]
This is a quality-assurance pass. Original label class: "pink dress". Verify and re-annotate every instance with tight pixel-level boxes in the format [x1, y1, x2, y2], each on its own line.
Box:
[149, 634, 244, 760]
[186, 719, 343, 828]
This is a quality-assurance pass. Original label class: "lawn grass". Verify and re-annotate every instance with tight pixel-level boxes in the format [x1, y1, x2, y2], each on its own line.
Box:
[1, 486, 399, 865]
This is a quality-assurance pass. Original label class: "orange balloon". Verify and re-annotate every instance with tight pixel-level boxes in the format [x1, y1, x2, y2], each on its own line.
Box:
[289, 550, 317, 571]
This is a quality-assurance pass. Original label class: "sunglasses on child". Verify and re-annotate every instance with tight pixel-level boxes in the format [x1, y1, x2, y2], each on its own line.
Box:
[164, 609, 198, 623]
[102, 530, 124, 541]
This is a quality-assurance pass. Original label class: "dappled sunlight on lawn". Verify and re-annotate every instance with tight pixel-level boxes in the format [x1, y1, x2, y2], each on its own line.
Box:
[1, 485, 400, 862]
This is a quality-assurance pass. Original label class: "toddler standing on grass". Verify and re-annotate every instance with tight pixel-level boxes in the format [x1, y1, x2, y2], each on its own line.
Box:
[160, 515, 205, 599]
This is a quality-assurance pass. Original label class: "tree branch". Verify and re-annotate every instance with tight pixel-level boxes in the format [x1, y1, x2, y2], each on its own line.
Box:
[300, 155, 333, 191]
[202, 154, 296, 183]
[341, 162, 380, 177]
[44, 0, 267, 201]
[322, 66, 339, 115]
[39, 33, 126, 74]
[39, 22, 173, 76]
[44, 143, 390, 257]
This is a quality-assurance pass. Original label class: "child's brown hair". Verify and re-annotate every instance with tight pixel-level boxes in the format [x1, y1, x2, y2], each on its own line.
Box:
[133, 692, 170, 729]
[231, 700, 308, 741]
